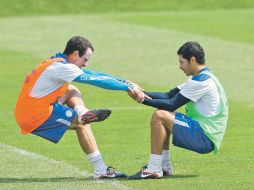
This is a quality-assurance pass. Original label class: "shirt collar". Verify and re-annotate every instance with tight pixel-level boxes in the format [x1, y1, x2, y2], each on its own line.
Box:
[193, 67, 211, 77]
[200, 67, 210, 73]
[51, 52, 68, 62]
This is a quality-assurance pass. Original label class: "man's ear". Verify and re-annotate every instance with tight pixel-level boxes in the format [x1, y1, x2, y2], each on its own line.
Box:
[73, 50, 79, 58]
[190, 56, 196, 64]
[67, 51, 78, 62]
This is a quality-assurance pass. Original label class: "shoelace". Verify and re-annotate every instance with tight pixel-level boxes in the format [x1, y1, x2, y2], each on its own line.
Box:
[106, 166, 116, 174]
[141, 165, 148, 172]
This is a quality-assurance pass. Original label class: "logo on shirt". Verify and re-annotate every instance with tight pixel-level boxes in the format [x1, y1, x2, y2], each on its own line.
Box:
[65, 110, 73, 118]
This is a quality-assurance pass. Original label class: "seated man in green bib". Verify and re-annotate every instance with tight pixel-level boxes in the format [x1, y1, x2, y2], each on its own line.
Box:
[128, 41, 229, 179]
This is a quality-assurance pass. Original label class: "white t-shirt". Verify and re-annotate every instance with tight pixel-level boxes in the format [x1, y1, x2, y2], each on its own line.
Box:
[177, 76, 220, 116]
[30, 62, 83, 98]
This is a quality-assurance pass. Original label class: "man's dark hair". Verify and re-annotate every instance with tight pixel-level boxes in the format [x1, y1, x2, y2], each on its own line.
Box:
[63, 36, 94, 57]
[177, 41, 205, 65]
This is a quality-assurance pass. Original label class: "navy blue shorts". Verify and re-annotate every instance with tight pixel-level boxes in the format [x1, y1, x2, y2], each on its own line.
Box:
[173, 113, 214, 154]
[31, 102, 76, 143]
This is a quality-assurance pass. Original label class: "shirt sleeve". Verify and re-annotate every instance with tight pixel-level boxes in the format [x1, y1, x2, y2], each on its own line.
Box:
[51, 62, 83, 83]
[142, 92, 190, 111]
[82, 69, 126, 82]
[144, 87, 180, 99]
[73, 73, 129, 91]
[177, 77, 192, 90]
[179, 79, 211, 102]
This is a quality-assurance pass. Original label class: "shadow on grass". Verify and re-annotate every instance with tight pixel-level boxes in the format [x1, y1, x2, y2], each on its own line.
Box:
[0, 174, 197, 183]
[164, 174, 198, 179]
[0, 177, 90, 183]
[126, 174, 198, 181]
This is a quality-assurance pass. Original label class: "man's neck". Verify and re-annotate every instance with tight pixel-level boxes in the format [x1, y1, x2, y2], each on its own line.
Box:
[193, 65, 206, 76]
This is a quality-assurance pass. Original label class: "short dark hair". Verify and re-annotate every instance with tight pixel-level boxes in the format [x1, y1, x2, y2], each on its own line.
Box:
[63, 36, 94, 57]
[177, 41, 205, 65]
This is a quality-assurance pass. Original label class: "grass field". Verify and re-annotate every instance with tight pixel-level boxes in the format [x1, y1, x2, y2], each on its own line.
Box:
[0, 1, 254, 190]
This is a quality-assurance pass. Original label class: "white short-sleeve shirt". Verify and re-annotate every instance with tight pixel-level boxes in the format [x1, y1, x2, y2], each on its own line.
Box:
[30, 62, 83, 98]
[177, 75, 220, 116]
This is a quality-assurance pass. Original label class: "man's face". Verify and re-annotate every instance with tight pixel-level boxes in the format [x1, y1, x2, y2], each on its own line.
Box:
[178, 55, 194, 76]
[73, 48, 93, 68]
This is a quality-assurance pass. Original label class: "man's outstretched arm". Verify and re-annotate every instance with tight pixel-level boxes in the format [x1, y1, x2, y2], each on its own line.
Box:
[82, 69, 144, 91]
[73, 73, 129, 90]
[74, 73, 150, 102]
[144, 87, 180, 99]
[82, 69, 126, 82]
[142, 92, 190, 112]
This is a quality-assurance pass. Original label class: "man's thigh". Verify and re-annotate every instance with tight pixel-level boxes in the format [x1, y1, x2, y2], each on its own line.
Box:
[31, 102, 76, 143]
[172, 112, 214, 154]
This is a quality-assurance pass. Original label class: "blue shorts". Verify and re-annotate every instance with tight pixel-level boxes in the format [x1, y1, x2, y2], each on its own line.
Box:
[31, 102, 76, 144]
[173, 113, 214, 154]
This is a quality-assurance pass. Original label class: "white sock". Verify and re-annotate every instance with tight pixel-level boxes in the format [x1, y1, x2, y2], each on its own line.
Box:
[147, 154, 162, 171]
[87, 151, 107, 173]
[74, 105, 88, 117]
[161, 150, 171, 170]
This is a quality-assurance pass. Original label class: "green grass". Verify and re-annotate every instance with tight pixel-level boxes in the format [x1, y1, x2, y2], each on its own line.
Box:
[1, 5, 254, 190]
[109, 9, 254, 44]
[0, 144, 123, 190]
[1, 0, 254, 17]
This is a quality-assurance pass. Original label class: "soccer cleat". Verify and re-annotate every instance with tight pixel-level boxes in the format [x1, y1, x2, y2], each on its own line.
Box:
[79, 109, 112, 125]
[162, 168, 173, 177]
[93, 166, 127, 179]
[128, 165, 163, 180]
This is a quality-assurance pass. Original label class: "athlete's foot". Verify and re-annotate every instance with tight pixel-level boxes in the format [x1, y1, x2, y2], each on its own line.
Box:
[93, 166, 127, 179]
[128, 165, 163, 180]
[79, 109, 112, 125]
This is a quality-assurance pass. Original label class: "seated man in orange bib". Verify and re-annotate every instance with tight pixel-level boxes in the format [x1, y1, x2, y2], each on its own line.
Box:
[15, 36, 146, 179]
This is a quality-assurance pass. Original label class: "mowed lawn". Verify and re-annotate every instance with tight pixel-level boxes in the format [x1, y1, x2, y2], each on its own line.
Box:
[0, 9, 254, 190]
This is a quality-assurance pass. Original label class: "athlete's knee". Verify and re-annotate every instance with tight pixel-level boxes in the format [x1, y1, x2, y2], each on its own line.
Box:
[151, 110, 174, 127]
[67, 84, 82, 96]
[58, 85, 82, 104]
[151, 110, 169, 122]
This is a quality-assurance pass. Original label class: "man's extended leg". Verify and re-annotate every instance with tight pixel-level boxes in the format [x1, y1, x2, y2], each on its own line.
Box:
[129, 110, 175, 179]
[60, 85, 126, 179]
[58, 85, 111, 125]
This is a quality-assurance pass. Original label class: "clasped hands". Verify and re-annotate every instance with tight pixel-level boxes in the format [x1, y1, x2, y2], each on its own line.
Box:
[126, 81, 151, 103]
